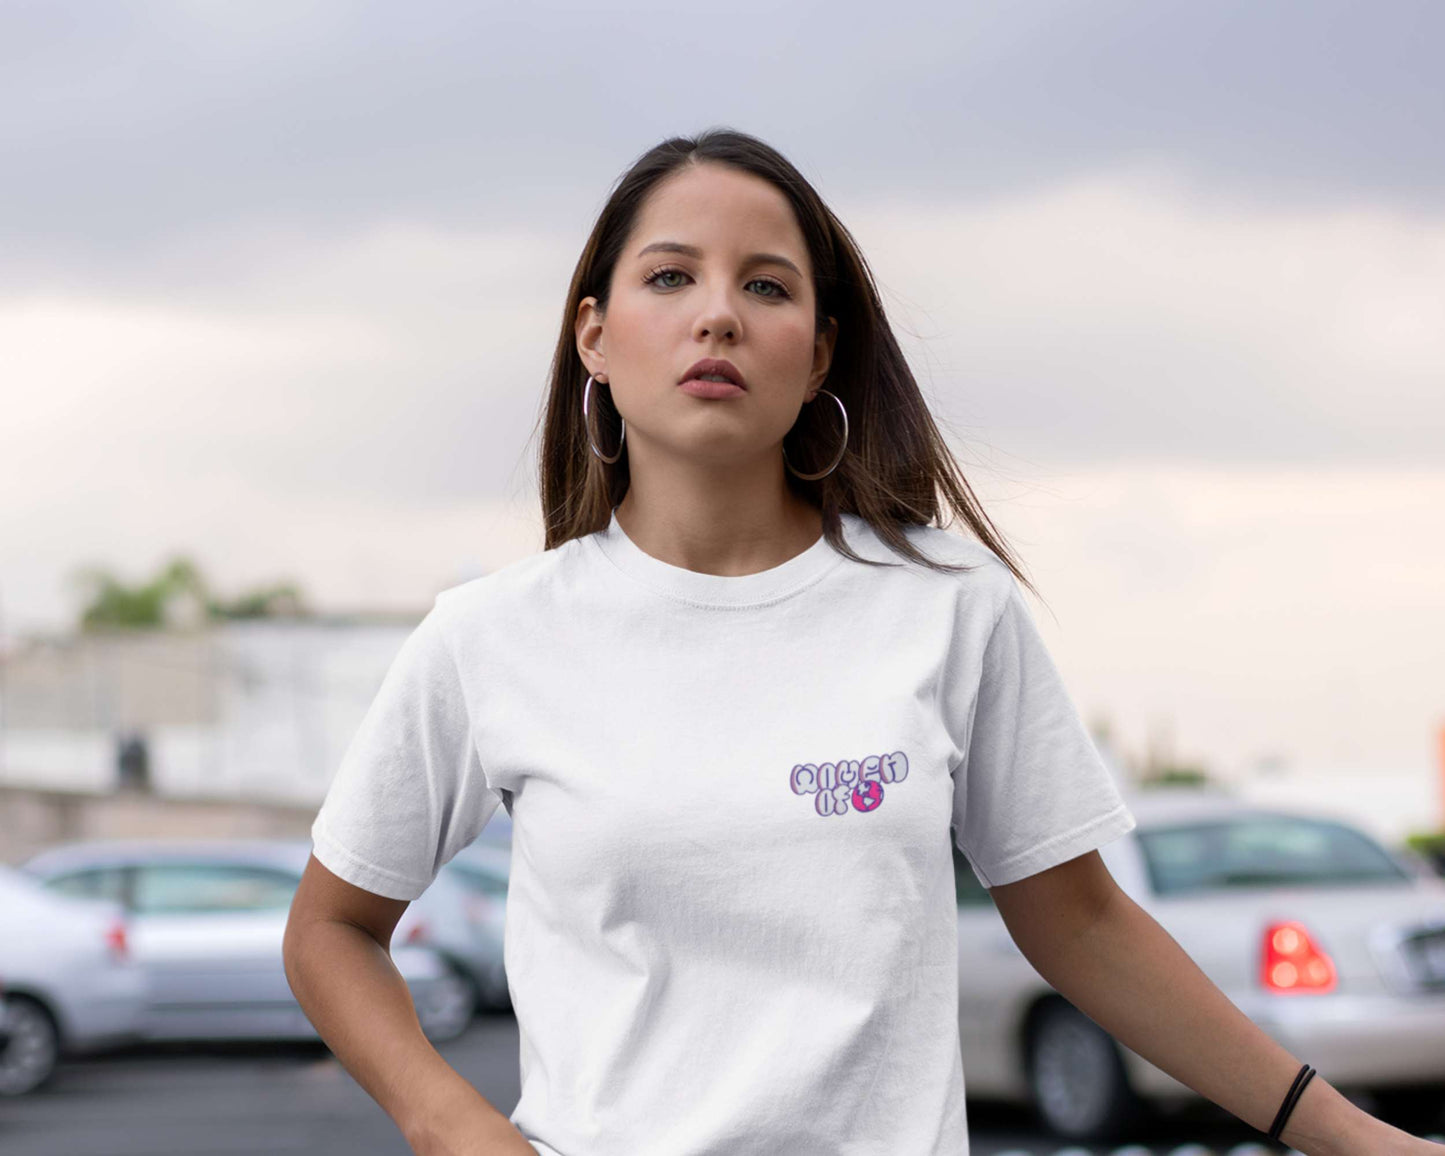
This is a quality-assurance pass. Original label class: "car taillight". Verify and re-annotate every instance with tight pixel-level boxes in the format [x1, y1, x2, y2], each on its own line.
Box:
[403, 919, 430, 946]
[105, 919, 129, 962]
[1261, 920, 1337, 994]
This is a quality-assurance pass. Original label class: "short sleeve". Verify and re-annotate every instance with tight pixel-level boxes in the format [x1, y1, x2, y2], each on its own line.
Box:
[310, 596, 503, 900]
[951, 576, 1136, 889]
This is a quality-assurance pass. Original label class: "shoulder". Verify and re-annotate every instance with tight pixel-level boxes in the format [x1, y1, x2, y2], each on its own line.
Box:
[843, 513, 1016, 597]
[429, 534, 593, 628]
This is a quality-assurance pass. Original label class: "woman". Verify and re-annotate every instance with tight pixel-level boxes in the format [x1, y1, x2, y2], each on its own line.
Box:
[282, 129, 1441, 1156]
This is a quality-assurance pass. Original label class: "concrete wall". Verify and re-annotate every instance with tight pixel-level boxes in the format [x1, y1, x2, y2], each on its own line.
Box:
[1, 616, 418, 806]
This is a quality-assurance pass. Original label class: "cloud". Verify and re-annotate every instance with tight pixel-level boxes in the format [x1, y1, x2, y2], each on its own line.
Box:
[964, 460, 1445, 783]
[2, 0, 1442, 274]
[849, 164, 1445, 464]
[5, 163, 1442, 571]
[0, 221, 577, 515]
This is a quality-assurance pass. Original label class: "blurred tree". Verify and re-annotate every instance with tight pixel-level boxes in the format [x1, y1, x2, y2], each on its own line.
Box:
[70, 556, 207, 630]
[209, 581, 308, 620]
[1404, 831, 1445, 876]
[1137, 763, 1215, 789]
[69, 555, 311, 631]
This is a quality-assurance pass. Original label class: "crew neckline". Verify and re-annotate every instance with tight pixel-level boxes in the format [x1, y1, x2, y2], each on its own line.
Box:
[592, 508, 851, 608]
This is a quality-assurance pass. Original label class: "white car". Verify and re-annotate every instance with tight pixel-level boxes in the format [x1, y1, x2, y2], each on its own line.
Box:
[955, 786, 1445, 1142]
[0, 864, 147, 1095]
[20, 839, 475, 1046]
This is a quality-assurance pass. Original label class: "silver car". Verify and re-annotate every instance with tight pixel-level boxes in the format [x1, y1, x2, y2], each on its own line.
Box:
[20, 839, 475, 1045]
[252, 838, 511, 1015]
[440, 842, 512, 1011]
[0, 863, 147, 1095]
[954, 787, 1445, 1142]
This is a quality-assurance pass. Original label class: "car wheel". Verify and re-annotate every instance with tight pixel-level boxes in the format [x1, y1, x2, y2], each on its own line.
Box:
[1371, 1084, 1445, 1134]
[1026, 999, 1148, 1143]
[0, 996, 61, 1096]
[418, 965, 476, 1043]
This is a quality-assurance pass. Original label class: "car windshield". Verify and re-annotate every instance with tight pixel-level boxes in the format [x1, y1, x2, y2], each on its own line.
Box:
[1137, 814, 1412, 896]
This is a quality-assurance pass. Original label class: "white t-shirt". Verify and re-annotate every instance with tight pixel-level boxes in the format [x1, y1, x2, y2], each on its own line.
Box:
[310, 508, 1137, 1156]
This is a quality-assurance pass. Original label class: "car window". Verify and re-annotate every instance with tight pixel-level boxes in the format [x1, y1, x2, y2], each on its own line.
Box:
[951, 844, 994, 907]
[42, 867, 128, 906]
[1137, 815, 1412, 896]
[133, 863, 300, 914]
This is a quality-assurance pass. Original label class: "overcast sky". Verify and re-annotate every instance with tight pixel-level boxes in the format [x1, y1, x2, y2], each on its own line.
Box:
[3, 1, 1443, 799]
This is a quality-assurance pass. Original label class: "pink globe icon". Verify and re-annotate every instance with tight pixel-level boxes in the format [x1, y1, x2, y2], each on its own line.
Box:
[851, 780, 883, 812]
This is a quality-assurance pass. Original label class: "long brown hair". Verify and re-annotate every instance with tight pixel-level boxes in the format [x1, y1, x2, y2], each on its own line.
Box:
[532, 126, 1038, 600]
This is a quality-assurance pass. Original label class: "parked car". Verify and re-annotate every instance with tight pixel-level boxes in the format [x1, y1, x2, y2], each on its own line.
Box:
[0, 863, 147, 1095]
[236, 838, 512, 1015]
[954, 787, 1445, 1142]
[439, 842, 512, 1011]
[20, 839, 474, 1045]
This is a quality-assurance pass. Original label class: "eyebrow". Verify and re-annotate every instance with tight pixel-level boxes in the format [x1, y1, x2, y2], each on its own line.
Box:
[635, 241, 802, 279]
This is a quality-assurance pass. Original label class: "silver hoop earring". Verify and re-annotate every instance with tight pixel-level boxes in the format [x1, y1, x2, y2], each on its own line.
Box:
[584, 374, 625, 464]
[783, 388, 848, 481]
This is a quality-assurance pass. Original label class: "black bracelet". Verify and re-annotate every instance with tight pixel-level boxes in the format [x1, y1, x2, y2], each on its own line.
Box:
[1267, 1062, 1317, 1142]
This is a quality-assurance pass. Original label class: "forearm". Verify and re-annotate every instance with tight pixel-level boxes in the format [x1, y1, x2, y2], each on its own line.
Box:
[1019, 885, 1381, 1156]
[283, 919, 528, 1154]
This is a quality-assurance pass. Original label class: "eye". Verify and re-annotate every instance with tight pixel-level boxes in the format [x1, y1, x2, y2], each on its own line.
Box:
[750, 277, 792, 299]
[642, 266, 793, 300]
[642, 266, 688, 289]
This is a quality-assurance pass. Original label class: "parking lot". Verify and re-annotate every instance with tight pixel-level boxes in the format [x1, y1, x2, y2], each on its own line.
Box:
[8, 1009, 1439, 1156]
[6, 802, 1445, 1153]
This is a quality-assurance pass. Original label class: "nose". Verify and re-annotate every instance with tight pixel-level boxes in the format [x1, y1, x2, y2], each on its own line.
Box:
[692, 281, 740, 343]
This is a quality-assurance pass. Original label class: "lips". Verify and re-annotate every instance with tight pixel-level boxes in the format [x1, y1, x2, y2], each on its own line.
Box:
[680, 358, 746, 390]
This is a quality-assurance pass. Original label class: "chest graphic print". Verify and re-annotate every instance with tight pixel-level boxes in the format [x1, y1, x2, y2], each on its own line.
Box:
[788, 750, 909, 817]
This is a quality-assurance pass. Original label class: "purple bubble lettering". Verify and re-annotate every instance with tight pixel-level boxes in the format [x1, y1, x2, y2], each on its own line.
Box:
[880, 750, 909, 784]
[789, 750, 910, 819]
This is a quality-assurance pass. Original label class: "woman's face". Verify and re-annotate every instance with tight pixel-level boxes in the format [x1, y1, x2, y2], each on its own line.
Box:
[575, 162, 836, 474]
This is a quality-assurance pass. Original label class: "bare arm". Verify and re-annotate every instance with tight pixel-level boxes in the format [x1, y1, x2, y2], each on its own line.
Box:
[989, 850, 1444, 1156]
[282, 854, 535, 1156]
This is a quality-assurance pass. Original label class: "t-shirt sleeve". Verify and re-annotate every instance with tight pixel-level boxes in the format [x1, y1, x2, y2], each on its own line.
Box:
[951, 574, 1136, 889]
[310, 594, 503, 900]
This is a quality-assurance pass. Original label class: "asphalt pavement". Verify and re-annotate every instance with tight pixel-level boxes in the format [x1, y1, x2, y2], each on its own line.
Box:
[1, 1013, 1439, 1155]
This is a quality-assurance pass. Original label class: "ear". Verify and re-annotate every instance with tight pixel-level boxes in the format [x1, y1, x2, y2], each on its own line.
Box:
[809, 316, 838, 391]
[575, 296, 609, 383]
